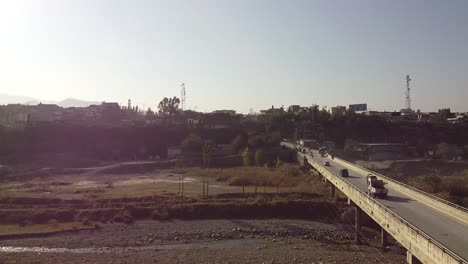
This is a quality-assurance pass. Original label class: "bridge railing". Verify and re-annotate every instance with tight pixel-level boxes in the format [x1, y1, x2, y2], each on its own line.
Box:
[331, 156, 468, 224]
[302, 153, 467, 264]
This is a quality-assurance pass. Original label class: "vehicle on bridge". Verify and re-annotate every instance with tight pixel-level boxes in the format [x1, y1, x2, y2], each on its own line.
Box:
[339, 169, 349, 177]
[366, 174, 377, 185]
[324, 161, 330, 166]
[366, 179, 388, 199]
[319, 147, 327, 157]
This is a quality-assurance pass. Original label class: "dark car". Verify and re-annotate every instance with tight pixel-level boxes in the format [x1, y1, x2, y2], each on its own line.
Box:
[340, 169, 349, 177]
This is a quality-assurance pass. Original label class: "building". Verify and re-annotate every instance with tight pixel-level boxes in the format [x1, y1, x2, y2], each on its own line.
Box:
[331, 106, 346, 117]
[260, 105, 284, 115]
[212, 110, 236, 115]
[349, 103, 367, 112]
[288, 105, 301, 113]
[447, 113, 468, 123]
[202, 112, 240, 129]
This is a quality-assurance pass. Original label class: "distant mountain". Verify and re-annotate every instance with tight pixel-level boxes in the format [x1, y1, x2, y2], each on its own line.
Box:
[57, 98, 100, 108]
[0, 93, 38, 105]
[0, 93, 101, 108]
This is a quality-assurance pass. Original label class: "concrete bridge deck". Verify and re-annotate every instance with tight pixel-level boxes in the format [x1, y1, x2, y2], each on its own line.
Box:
[282, 142, 468, 263]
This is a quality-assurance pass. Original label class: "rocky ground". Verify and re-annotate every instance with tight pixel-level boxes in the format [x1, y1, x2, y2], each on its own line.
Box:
[0, 219, 406, 264]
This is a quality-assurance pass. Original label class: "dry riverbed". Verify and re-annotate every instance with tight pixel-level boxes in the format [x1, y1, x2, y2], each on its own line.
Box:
[0, 219, 406, 264]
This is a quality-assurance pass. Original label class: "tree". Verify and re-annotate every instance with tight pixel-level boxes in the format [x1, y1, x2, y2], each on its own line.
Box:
[438, 108, 451, 119]
[344, 138, 358, 152]
[273, 173, 286, 194]
[232, 134, 247, 151]
[158, 96, 180, 124]
[435, 142, 458, 160]
[181, 133, 203, 152]
[275, 156, 282, 168]
[202, 140, 214, 168]
[255, 148, 263, 166]
[146, 107, 154, 117]
[242, 147, 250, 167]
[175, 155, 185, 197]
[231, 174, 251, 194]
[202, 140, 214, 197]
[248, 135, 265, 149]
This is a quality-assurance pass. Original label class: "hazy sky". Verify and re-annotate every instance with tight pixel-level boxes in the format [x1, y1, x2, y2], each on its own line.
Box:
[1, 0, 467, 113]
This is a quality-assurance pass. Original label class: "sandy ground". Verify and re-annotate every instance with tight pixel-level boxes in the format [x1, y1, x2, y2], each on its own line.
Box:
[0, 219, 406, 264]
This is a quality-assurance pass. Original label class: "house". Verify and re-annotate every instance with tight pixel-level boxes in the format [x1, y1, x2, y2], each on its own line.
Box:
[202, 112, 240, 129]
[260, 105, 284, 115]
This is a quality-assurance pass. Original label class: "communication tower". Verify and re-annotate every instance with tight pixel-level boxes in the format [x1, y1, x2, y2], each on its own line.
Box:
[181, 83, 186, 111]
[405, 75, 412, 111]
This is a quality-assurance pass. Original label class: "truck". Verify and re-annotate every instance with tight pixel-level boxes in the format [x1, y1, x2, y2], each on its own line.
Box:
[366, 179, 388, 199]
[366, 174, 377, 185]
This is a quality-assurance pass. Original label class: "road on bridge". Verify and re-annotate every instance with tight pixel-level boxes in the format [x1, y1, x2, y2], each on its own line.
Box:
[285, 143, 468, 261]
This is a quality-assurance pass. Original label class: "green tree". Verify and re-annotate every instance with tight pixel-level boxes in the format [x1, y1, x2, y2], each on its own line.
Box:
[181, 133, 203, 152]
[158, 96, 180, 124]
[175, 155, 185, 197]
[248, 135, 265, 149]
[435, 142, 458, 160]
[275, 156, 282, 168]
[242, 147, 250, 167]
[232, 134, 247, 151]
[202, 140, 214, 168]
[26, 113, 31, 126]
[255, 148, 263, 166]
[344, 138, 358, 152]
[146, 107, 154, 117]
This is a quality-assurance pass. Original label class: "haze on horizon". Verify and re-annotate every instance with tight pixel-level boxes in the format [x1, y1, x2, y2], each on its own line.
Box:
[0, 0, 467, 113]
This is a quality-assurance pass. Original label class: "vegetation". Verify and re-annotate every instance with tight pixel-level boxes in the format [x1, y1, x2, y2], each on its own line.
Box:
[231, 133, 247, 151]
[242, 147, 250, 167]
[254, 148, 264, 166]
[181, 133, 203, 152]
[370, 160, 468, 207]
[157, 96, 180, 124]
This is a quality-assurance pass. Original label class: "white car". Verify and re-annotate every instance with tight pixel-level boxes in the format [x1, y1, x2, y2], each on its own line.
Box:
[324, 161, 330, 166]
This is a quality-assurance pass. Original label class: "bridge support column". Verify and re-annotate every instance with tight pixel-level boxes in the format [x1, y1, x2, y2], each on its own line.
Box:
[330, 184, 336, 199]
[355, 206, 362, 245]
[380, 227, 388, 247]
[406, 251, 422, 264]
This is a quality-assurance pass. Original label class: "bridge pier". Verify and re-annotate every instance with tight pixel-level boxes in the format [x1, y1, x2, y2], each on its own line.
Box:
[355, 205, 362, 244]
[330, 184, 336, 198]
[406, 251, 423, 264]
[381, 227, 388, 247]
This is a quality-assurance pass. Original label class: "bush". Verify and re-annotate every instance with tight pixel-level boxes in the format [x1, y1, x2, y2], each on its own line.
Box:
[152, 208, 169, 220]
[181, 133, 203, 152]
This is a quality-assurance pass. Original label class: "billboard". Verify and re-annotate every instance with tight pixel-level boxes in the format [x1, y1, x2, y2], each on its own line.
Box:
[349, 103, 367, 112]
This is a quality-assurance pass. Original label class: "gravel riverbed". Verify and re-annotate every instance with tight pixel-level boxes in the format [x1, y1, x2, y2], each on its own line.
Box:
[0, 219, 406, 264]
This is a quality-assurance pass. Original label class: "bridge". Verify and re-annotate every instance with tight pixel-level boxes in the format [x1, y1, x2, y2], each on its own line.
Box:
[281, 142, 468, 264]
